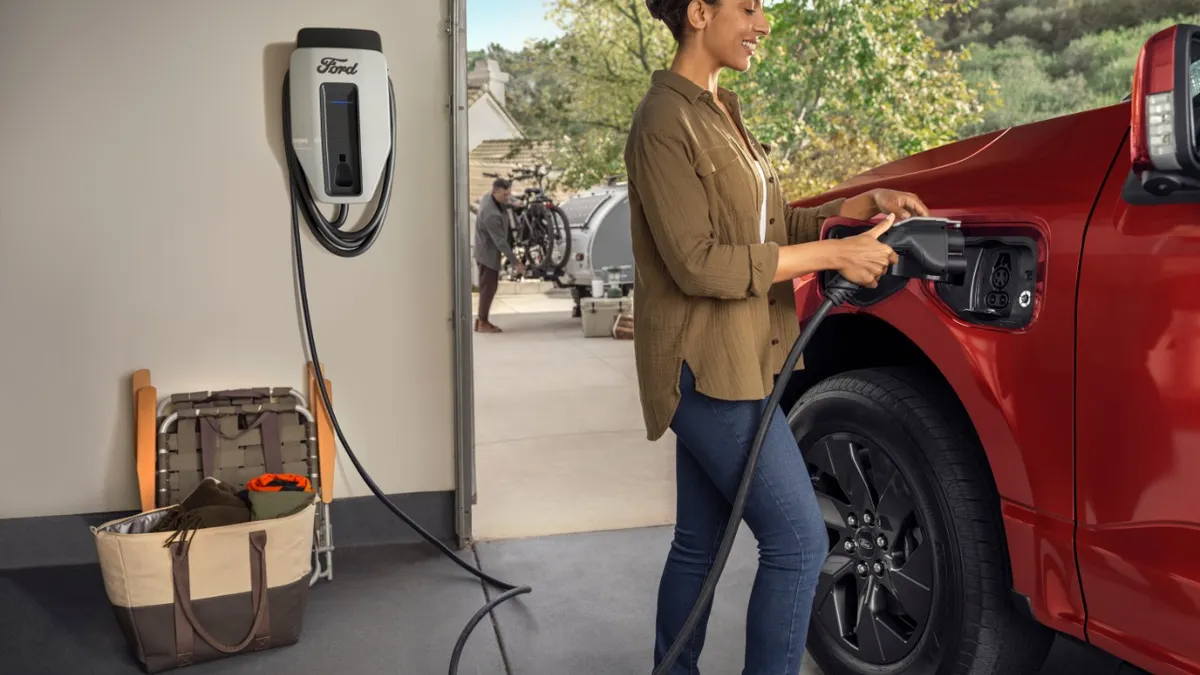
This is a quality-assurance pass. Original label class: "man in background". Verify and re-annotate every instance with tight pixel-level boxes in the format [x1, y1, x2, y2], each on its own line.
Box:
[474, 177, 524, 333]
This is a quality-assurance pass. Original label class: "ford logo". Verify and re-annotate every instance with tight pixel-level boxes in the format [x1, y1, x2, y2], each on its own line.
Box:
[857, 537, 874, 551]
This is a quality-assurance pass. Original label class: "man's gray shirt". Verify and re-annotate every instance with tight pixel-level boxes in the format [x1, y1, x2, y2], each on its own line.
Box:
[474, 192, 517, 271]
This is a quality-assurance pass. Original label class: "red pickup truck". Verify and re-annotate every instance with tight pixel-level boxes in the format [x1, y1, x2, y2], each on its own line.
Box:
[784, 23, 1200, 675]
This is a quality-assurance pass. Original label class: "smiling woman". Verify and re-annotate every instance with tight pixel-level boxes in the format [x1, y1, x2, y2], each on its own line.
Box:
[625, 1, 931, 674]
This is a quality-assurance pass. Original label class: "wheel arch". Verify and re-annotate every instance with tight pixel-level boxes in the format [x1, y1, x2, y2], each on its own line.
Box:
[780, 310, 1029, 587]
[781, 312, 972, 437]
[786, 311, 1060, 673]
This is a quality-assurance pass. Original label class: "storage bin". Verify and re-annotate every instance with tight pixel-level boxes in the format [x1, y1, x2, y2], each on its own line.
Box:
[582, 296, 631, 337]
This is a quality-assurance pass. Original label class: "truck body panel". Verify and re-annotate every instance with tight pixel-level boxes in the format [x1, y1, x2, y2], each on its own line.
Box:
[1075, 133, 1200, 675]
[791, 102, 1136, 644]
[793, 103, 1131, 516]
[789, 25, 1200, 674]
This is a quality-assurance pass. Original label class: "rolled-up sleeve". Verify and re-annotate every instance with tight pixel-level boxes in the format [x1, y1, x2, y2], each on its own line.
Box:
[627, 130, 779, 299]
[785, 198, 847, 245]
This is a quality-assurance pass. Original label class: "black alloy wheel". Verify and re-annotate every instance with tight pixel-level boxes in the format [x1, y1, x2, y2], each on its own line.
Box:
[788, 367, 1055, 675]
[806, 432, 933, 665]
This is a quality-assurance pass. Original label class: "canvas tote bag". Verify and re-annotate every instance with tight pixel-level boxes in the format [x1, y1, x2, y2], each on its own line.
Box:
[92, 498, 316, 672]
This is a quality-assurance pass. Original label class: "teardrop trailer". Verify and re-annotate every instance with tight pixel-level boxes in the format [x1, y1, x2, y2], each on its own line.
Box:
[552, 178, 636, 317]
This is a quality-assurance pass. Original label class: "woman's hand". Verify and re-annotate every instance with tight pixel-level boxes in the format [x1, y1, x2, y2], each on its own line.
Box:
[839, 188, 932, 222]
[872, 189, 931, 220]
[832, 214, 900, 288]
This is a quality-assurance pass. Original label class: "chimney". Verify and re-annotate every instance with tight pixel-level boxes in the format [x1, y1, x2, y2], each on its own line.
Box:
[468, 58, 510, 107]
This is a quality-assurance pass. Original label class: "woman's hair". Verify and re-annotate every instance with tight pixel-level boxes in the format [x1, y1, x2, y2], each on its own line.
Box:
[645, 0, 719, 42]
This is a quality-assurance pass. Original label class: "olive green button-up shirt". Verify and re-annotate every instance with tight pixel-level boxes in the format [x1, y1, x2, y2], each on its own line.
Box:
[624, 70, 845, 442]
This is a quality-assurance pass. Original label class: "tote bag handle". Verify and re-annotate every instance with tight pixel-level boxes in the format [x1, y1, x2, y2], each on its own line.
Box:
[169, 530, 270, 663]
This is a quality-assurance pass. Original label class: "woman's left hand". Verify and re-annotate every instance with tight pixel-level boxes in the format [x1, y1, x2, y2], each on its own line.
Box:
[870, 189, 931, 221]
[838, 188, 932, 222]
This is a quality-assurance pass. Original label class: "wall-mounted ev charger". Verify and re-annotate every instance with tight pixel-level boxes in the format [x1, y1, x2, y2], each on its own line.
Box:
[283, 27, 396, 257]
[288, 27, 391, 205]
[279, 27, 533, 675]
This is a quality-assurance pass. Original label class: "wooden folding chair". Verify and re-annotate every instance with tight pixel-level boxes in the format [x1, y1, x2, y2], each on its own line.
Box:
[132, 364, 336, 586]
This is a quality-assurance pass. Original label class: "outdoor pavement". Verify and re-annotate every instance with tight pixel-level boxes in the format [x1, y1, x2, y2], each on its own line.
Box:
[469, 283, 675, 541]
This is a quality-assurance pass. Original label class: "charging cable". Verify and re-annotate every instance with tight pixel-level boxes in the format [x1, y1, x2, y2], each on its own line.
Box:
[649, 282, 846, 675]
[281, 71, 531, 675]
[652, 221, 965, 675]
[281, 62, 962, 675]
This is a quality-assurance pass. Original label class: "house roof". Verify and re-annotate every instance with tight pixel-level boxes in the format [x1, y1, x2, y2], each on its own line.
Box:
[467, 84, 524, 139]
[468, 139, 564, 206]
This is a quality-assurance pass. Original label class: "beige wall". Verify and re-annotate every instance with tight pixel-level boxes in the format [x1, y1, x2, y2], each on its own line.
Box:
[0, 0, 458, 517]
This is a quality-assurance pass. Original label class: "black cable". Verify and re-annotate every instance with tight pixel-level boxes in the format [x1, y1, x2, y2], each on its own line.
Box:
[652, 277, 858, 675]
[282, 71, 531, 675]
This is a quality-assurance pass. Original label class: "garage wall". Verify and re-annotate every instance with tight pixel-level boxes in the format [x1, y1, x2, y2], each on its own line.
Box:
[0, 0, 459, 519]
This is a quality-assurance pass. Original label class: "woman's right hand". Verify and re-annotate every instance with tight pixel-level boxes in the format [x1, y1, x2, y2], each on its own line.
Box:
[833, 214, 900, 288]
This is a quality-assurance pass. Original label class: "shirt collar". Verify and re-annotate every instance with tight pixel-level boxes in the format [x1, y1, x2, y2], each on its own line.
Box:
[651, 69, 740, 109]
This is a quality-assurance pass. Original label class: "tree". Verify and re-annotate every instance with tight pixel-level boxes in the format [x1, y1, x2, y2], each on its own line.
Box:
[927, 0, 1200, 52]
[503, 0, 985, 197]
[536, 0, 678, 189]
[955, 12, 1200, 137]
[738, 0, 985, 197]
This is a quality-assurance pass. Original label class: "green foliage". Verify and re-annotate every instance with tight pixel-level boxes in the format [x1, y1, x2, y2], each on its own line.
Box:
[738, 0, 985, 196]
[927, 0, 1199, 51]
[480, 40, 583, 143]
[471, 0, 1200, 198]
[479, 0, 986, 197]
[957, 12, 1200, 136]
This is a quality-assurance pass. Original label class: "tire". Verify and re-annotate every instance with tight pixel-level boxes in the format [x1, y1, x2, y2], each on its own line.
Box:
[787, 367, 1054, 675]
[542, 204, 572, 273]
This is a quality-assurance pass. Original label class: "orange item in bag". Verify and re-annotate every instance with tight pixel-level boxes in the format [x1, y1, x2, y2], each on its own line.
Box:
[247, 473, 313, 493]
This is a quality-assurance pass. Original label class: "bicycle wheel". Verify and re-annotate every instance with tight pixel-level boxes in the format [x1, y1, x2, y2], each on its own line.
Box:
[538, 204, 571, 274]
[514, 211, 546, 276]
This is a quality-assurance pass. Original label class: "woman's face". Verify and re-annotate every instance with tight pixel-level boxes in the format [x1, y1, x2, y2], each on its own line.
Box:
[690, 0, 770, 73]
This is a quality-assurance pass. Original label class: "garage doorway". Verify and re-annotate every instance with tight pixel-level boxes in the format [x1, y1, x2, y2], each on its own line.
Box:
[454, 0, 674, 544]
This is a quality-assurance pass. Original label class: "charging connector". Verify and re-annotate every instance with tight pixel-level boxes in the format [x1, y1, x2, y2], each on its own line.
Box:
[651, 216, 966, 675]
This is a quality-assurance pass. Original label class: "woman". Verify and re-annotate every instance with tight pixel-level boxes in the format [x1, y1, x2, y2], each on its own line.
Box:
[626, 1, 932, 673]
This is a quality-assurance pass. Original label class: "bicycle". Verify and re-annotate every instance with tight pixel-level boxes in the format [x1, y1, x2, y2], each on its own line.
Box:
[483, 167, 571, 280]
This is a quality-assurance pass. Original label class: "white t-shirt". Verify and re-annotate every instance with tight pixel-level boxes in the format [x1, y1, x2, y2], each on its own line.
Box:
[752, 160, 768, 243]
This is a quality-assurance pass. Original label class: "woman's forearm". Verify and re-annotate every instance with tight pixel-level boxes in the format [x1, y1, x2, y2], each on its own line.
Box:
[772, 239, 844, 283]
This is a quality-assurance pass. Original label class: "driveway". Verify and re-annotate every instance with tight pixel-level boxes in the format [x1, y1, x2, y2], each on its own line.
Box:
[469, 287, 675, 541]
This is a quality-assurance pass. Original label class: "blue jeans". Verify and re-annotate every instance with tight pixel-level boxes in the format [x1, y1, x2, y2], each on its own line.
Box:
[653, 362, 826, 674]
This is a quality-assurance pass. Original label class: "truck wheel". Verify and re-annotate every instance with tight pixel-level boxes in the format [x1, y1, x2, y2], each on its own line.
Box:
[787, 367, 1054, 675]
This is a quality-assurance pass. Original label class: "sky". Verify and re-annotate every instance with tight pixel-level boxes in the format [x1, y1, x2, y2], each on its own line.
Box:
[467, 0, 562, 52]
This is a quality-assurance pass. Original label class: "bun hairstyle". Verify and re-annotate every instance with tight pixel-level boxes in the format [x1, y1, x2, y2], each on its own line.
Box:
[645, 0, 719, 42]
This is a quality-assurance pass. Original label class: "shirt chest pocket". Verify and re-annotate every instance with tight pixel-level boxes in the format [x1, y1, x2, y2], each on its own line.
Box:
[693, 145, 741, 179]
[692, 144, 760, 241]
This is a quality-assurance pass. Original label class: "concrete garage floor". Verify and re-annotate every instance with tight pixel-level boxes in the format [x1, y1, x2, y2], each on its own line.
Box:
[1, 525, 1126, 675]
[470, 286, 676, 541]
[1, 289, 1129, 674]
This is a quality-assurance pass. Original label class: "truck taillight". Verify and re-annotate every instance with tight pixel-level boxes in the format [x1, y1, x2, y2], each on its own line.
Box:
[1128, 23, 1200, 198]
[1130, 26, 1180, 175]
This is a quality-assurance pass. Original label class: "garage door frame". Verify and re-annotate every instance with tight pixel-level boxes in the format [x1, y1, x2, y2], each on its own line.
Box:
[449, 0, 476, 550]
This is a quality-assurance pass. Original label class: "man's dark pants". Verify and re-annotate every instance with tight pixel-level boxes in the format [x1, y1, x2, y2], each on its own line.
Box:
[477, 263, 500, 323]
